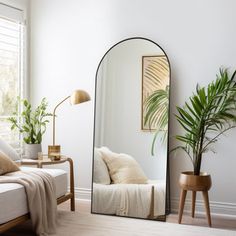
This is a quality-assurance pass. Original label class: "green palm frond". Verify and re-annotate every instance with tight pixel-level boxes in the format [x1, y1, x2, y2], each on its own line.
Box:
[174, 68, 236, 175]
[144, 85, 169, 155]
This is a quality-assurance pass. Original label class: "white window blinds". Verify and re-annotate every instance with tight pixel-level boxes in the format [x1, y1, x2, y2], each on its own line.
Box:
[0, 3, 25, 150]
[0, 3, 24, 23]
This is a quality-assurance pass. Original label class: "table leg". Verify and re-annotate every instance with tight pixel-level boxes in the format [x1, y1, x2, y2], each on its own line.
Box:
[67, 158, 75, 211]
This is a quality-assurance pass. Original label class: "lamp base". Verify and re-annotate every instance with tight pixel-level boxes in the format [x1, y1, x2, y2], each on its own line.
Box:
[48, 145, 61, 160]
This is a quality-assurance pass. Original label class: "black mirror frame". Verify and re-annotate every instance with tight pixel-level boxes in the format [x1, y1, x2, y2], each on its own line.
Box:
[91, 36, 171, 219]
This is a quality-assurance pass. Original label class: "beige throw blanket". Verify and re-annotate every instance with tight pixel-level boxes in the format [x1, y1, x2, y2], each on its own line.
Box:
[0, 170, 57, 236]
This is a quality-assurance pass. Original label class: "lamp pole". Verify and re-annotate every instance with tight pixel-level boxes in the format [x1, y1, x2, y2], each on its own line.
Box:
[52, 96, 70, 145]
[48, 90, 90, 158]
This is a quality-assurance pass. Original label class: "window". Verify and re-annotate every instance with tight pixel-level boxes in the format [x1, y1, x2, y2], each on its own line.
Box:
[0, 3, 26, 150]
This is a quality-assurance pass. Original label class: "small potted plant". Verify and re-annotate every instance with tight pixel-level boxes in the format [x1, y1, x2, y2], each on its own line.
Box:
[174, 68, 236, 226]
[8, 98, 52, 159]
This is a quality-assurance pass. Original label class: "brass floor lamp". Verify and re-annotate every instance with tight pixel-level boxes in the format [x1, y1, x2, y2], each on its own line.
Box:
[48, 89, 90, 159]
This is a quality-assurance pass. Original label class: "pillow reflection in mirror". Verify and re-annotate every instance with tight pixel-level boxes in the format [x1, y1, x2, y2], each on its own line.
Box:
[93, 148, 111, 185]
[99, 147, 148, 184]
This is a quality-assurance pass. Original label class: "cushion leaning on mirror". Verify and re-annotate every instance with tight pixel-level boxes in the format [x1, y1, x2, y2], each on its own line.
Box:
[93, 148, 111, 185]
[99, 147, 148, 184]
[0, 151, 20, 175]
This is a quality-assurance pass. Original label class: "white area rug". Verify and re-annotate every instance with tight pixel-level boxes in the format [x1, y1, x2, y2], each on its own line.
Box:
[5, 211, 236, 236]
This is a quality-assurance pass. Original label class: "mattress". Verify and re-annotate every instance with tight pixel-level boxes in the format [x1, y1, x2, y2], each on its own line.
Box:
[0, 167, 67, 224]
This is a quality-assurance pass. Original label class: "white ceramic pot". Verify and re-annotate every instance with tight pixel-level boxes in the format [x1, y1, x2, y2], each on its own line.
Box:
[24, 143, 42, 159]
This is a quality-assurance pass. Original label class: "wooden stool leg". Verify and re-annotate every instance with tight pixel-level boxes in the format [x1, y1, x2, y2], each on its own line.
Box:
[202, 191, 212, 227]
[178, 189, 187, 224]
[192, 191, 196, 218]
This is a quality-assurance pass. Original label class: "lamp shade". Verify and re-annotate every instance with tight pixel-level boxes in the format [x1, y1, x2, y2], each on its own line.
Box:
[70, 90, 91, 105]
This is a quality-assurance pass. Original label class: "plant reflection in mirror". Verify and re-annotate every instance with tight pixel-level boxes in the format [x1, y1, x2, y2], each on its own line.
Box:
[144, 85, 169, 155]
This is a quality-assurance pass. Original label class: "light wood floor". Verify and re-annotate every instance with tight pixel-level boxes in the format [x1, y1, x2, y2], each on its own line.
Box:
[59, 200, 236, 231]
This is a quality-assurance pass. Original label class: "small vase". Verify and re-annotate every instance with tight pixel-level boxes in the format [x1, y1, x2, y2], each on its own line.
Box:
[24, 143, 42, 159]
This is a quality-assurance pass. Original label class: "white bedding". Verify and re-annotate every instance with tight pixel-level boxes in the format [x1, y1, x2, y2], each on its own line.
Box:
[92, 180, 165, 219]
[0, 167, 67, 224]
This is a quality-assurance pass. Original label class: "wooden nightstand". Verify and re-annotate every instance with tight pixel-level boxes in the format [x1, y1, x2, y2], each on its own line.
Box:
[20, 156, 75, 211]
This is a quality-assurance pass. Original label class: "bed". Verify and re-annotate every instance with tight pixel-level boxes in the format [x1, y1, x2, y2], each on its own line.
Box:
[0, 166, 70, 233]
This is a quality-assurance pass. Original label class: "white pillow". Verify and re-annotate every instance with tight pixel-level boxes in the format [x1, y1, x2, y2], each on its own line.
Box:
[93, 148, 111, 185]
[0, 138, 20, 161]
[99, 147, 148, 184]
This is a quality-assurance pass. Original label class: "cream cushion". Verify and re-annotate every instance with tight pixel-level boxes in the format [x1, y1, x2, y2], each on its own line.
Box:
[0, 151, 19, 175]
[0, 138, 20, 161]
[99, 147, 148, 184]
[93, 148, 111, 185]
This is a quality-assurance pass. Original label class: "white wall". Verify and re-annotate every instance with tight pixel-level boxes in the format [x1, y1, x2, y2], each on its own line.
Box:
[95, 39, 167, 180]
[30, 0, 236, 216]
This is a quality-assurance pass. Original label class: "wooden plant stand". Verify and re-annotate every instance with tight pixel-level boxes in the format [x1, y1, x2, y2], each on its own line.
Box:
[178, 171, 212, 227]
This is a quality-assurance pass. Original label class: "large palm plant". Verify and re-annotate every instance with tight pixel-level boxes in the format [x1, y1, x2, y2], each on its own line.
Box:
[174, 69, 236, 175]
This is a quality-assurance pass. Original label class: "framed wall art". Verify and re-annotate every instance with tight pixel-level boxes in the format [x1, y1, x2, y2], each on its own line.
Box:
[142, 55, 170, 131]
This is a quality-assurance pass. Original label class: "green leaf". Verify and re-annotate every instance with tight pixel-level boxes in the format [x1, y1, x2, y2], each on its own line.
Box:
[7, 97, 52, 144]
[174, 68, 236, 174]
[23, 99, 28, 107]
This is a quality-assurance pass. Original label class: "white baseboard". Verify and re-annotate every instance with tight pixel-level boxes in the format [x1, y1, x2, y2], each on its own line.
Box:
[74, 187, 91, 201]
[70, 187, 236, 219]
[171, 197, 236, 219]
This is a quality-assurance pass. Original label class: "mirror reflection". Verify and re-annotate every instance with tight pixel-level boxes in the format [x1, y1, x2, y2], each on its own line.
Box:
[92, 38, 170, 221]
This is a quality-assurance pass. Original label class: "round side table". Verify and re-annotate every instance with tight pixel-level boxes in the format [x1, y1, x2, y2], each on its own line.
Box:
[20, 155, 75, 211]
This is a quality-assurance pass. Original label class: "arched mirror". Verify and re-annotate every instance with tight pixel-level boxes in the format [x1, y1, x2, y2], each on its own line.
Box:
[92, 37, 170, 221]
